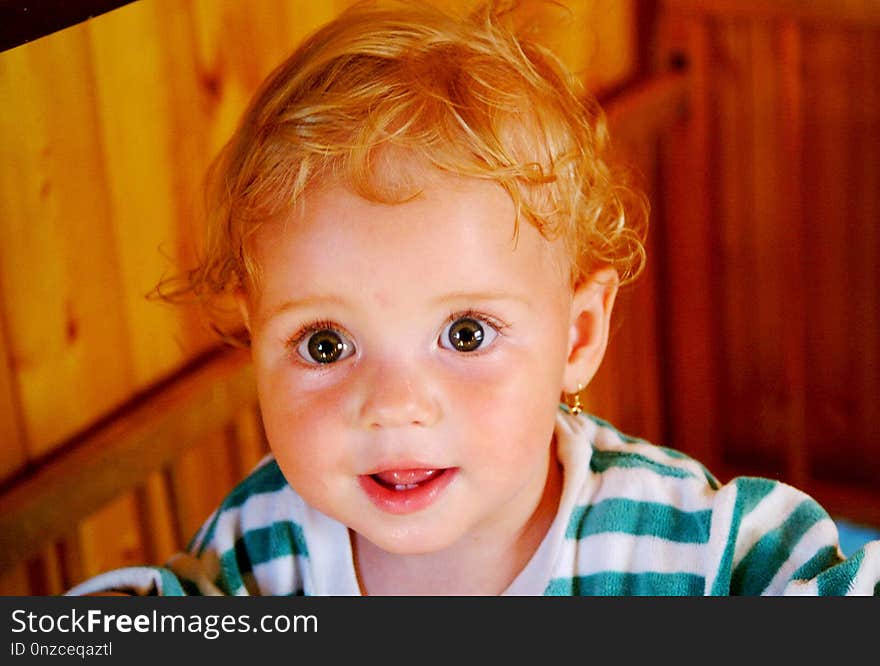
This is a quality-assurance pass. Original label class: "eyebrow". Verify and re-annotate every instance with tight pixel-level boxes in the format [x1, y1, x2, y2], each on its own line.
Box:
[258, 295, 351, 327]
[260, 291, 531, 325]
[429, 291, 533, 309]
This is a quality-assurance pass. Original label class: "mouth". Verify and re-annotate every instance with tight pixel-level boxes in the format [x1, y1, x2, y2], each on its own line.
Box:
[358, 467, 457, 514]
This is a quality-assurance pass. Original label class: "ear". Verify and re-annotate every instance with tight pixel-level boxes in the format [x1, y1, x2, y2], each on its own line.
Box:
[562, 266, 619, 393]
[234, 288, 252, 333]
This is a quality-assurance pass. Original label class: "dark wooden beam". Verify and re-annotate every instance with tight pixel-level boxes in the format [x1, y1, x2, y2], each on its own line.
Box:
[0, 0, 138, 52]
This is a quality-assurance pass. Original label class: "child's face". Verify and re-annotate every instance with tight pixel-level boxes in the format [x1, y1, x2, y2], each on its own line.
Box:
[241, 171, 582, 556]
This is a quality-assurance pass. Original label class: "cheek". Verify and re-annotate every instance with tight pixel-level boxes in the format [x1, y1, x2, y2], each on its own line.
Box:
[441, 349, 565, 461]
[255, 365, 350, 474]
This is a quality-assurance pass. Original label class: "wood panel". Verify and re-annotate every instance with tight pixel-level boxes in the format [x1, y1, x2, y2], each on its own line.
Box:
[777, 21, 808, 487]
[0, 286, 27, 483]
[588, 72, 691, 445]
[801, 25, 880, 486]
[87, 0, 214, 387]
[654, 13, 721, 470]
[710, 18, 759, 470]
[0, 348, 255, 577]
[665, 0, 880, 26]
[852, 30, 880, 473]
[658, 1, 880, 525]
[0, 26, 135, 456]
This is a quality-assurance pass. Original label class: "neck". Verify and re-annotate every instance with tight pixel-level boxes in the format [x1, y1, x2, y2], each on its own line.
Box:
[352, 452, 563, 595]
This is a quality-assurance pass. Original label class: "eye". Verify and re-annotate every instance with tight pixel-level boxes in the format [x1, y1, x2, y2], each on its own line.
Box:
[439, 316, 499, 353]
[296, 328, 355, 364]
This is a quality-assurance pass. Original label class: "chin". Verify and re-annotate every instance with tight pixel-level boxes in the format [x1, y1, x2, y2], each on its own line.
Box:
[356, 522, 461, 557]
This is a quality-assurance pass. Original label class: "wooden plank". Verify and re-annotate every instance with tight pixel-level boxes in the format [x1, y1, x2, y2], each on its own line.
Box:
[801, 27, 855, 472]
[607, 72, 687, 443]
[76, 492, 147, 581]
[748, 19, 789, 473]
[135, 471, 180, 566]
[712, 18, 771, 470]
[588, 134, 665, 444]
[664, 0, 880, 27]
[853, 29, 880, 479]
[605, 71, 691, 150]
[86, 0, 211, 388]
[585, 72, 689, 442]
[0, 24, 135, 456]
[168, 428, 239, 547]
[777, 21, 808, 488]
[0, 563, 31, 595]
[621, 141, 666, 446]
[188, 0, 339, 155]
[0, 0, 137, 51]
[229, 404, 270, 480]
[656, 14, 720, 468]
[0, 284, 27, 483]
[149, 0, 227, 354]
[0, 347, 255, 575]
[57, 530, 86, 592]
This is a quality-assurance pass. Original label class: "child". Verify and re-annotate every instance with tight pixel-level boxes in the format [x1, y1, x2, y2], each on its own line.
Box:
[70, 0, 879, 596]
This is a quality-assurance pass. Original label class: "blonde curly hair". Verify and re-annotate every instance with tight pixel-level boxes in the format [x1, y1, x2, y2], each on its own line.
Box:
[158, 0, 647, 335]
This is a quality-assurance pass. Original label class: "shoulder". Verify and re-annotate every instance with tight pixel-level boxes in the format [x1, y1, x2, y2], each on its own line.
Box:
[556, 412, 880, 595]
[186, 454, 312, 595]
[573, 411, 834, 538]
[560, 412, 725, 524]
[190, 454, 301, 550]
[582, 413, 722, 488]
[559, 412, 725, 557]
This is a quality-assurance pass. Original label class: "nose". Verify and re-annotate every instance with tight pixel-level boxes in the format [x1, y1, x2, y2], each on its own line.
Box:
[355, 356, 441, 430]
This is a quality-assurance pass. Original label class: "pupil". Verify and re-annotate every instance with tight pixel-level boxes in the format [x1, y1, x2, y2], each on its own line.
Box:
[449, 318, 484, 352]
[308, 330, 344, 363]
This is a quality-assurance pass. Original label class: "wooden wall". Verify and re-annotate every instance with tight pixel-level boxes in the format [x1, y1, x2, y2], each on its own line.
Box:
[651, 0, 880, 526]
[0, 0, 636, 593]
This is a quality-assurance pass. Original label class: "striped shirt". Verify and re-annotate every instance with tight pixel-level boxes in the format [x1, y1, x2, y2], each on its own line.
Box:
[67, 410, 880, 596]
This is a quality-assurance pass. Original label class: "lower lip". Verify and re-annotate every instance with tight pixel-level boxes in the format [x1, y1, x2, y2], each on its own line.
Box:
[358, 468, 457, 515]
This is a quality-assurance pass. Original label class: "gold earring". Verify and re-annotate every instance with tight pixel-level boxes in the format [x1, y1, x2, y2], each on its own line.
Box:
[566, 384, 584, 415]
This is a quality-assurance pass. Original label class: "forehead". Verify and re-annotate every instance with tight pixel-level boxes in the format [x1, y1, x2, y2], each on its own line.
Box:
[248, 172, 570, 318]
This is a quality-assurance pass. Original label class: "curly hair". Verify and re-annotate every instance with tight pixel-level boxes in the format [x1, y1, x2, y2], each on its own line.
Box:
[157, 0, 647, 333]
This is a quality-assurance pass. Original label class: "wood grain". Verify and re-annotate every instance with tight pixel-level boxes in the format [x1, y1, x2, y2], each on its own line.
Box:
[0, 348, 255, 575]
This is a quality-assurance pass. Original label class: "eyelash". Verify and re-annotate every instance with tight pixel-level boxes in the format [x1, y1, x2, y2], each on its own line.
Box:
[286, 318, 344, 349]
[444, 309, 509, 337]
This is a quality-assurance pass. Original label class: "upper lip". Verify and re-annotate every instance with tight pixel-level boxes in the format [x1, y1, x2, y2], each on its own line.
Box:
[361, 462, 451, 476]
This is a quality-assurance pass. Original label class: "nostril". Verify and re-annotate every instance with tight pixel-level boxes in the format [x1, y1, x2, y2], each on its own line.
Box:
[362, 400, 438, 430]
[367, 413, 430, 429]
[356, 366, 440, 429]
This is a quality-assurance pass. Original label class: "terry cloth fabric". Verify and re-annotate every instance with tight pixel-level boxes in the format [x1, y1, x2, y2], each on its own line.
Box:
[67, 411, 880, 596]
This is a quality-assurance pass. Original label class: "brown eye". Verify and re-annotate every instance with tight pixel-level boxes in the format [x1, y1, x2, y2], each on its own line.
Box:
[441, 317, 496, 352]
[298, 329, 353, 364]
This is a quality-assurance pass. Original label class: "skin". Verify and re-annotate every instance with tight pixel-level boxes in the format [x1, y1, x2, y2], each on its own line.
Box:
[238, 170, 618, 594]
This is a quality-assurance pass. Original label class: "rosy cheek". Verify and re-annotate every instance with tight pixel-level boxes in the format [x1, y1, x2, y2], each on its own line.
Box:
[447, 349, 558, 430]
[439, 359, 528, 423]
[256, 364, 341, 449]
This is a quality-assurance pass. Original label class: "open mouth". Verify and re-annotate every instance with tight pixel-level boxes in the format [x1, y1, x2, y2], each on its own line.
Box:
[370, 468, 443, 491]
[359, 467, 457, 514]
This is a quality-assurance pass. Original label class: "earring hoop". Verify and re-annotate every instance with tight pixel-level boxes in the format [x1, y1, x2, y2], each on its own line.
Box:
[566, 383, 585, 415]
